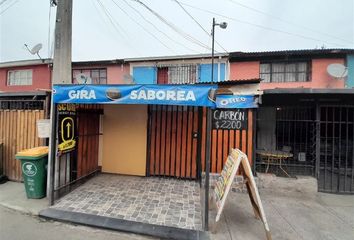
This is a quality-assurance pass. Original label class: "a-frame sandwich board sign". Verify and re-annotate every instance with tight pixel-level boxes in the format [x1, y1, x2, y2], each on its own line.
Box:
[211, 148, 272, 240]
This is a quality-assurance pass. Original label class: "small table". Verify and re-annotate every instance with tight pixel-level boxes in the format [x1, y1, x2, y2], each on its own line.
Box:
[256, 150, 293, 177]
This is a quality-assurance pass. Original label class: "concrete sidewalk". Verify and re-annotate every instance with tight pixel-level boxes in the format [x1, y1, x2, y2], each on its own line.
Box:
[1, 180, 354, 240]
[0, 181, 48, 215]
[211, 190, 354, 240]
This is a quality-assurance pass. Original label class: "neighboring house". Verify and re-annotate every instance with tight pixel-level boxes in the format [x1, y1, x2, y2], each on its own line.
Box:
[228, 49, 354, 194]
[0, 59, 52, 92]
[0, 59, 51, 181]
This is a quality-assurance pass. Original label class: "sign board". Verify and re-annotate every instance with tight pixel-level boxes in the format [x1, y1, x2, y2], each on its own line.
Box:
[37, 119, 51, 138]
[57, 104, 76, 153]
[215, 95, 257, 109]
[212, 109, 248, 130]
[53, 84, 217, 107]
[211, 148, 272, 240]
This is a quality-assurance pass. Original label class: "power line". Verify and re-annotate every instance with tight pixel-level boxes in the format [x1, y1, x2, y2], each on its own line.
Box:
[96, 0, 141, 55]
[0, 0, 19, 15]
[177, 1, 348, 47]
[172, 0, 228, 53]
[110, 0, 177, 54]
[226, 0, 353, 44]
[0, 0, 10, 6]
[119, 0, 201, 54]
[130, 0, 212, 51]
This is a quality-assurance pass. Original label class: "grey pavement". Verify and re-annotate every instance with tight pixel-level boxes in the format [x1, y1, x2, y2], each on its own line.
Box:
[0, 205, 156, 240]
[211, 190, 354, 240]
[0, 181, 48, 215]
[1, 180, 354, 240]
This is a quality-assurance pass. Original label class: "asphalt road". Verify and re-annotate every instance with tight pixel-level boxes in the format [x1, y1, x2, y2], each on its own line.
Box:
[0, 206, 157, 240]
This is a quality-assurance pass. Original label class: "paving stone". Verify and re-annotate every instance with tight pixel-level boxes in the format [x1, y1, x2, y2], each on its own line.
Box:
[51, 174, 203, 230]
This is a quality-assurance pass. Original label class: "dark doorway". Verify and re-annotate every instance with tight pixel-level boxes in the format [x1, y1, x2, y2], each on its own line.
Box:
[318, 106, 354, 193]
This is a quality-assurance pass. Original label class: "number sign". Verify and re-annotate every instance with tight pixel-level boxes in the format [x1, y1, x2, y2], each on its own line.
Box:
[57, 104, 76, 153]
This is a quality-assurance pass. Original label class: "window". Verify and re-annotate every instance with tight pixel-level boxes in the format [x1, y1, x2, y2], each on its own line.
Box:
[155, 64, 198, 84]
[7, 70, 33, 86]
[155, 63, 226, 84]
[260, 62, 309, 83]
[72, 68, 107, 84]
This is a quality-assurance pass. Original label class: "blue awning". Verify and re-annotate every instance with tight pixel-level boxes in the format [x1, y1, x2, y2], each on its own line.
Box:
[53, 84, 217, 107]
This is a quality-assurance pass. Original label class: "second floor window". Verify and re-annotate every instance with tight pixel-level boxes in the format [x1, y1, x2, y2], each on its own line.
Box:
[260, 62, 310, 83]
[7, 70, 33, 86]
[157, 64, 198, 84]
[72, 68, 107, 84]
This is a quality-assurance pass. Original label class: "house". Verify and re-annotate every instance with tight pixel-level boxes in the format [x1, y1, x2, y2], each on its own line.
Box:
[228, 49, 354, 194]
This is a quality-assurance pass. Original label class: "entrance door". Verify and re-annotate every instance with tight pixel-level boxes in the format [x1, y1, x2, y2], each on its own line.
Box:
[147, 105, 200, 179]
[318, 106, 354, 193]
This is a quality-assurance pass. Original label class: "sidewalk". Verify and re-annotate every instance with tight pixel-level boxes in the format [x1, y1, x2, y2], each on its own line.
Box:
[1, 180, 354, 240]
[0, 181, 48, 215]
[210, 189, 354, 240]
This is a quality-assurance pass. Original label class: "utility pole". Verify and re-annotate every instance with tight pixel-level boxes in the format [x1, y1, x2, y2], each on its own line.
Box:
[48, 0, 73, 205]
[52, 0, 73, 84]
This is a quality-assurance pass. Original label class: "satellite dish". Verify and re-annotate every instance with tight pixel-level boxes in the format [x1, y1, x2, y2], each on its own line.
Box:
[123, 74, 135, 84]
[24, 43, 43, 61]
[30, 44, 43, 55]
[75, 73, 92, 84]
[327, 63, 348, 78]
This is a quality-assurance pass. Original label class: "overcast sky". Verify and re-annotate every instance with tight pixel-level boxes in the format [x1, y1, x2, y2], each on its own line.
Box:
[0, 0, 353, 62]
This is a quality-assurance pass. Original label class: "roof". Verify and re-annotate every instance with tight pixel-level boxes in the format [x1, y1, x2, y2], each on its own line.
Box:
[125, 53, 228, 62]
[263, 88, 354, 94]
[0, 91, 48, 97]
[217, 78, 261, 85]
[72, 59, 124, 66]
[229, 49, 354, 62]
[0, 59, 52, 68]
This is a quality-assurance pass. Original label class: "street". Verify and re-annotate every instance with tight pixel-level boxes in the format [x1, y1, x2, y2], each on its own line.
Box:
[0, 205, 157, 240]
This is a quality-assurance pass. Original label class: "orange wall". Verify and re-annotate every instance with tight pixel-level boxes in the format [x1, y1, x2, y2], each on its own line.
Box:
[260, 58, 345, 89]
[229, 61, 260, 80]
[102, 105, 147, 176]
[107, 64, 130, 84]
[0, 65, 51, 92]
[229, 58, 345, 89]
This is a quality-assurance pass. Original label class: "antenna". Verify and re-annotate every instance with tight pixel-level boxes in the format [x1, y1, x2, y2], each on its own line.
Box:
[24, 43, 43, 62]
[75, 73, 92, 84]
[327, 63, 348, 78]
[123, 74, 135, 84]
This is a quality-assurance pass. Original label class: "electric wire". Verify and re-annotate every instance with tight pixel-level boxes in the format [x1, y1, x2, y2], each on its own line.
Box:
[0, 0, 10, 6]
[130, 0, 212, 51]
[177, 1, 348, 47]
[226, 0, 353, 44]
[110, 0, 176, 54]
[96, 0, 141, 55]
[172, 0, 228, 53]
[0, 0, 19, 15]
[119, 0, 201, 54]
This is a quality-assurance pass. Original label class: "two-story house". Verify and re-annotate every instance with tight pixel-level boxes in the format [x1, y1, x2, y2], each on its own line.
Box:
[229, 49, 354, 194]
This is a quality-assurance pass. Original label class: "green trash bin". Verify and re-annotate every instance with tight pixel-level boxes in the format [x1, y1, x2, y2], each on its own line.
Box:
[16, 146, 49, 199]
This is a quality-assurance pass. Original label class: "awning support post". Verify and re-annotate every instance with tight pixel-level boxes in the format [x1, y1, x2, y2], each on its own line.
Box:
[48, 103, 57, 206]
[204, 107, 212, 231]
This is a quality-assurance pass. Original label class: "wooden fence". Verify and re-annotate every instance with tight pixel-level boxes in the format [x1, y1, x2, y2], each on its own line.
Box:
[0, 110, 46, 181]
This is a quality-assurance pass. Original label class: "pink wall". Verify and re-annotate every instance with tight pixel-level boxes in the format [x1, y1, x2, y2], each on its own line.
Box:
[260, 58, 345, 90]
[0, 64, 51, 92]
[72, 63, 130, 84]
[107, 64, 130, 84]
[229, 58, 345, 89]
[229, 61, 260, 80]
